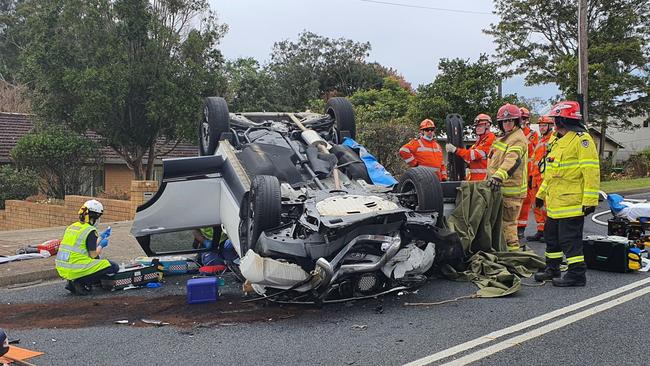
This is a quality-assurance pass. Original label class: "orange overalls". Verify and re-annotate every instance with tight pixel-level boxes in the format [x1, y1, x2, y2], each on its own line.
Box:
[399, 137, 447, 181]
[517, 126, 540, 229]
[528, 132, 552, 231]
[454, 132, 496, 181]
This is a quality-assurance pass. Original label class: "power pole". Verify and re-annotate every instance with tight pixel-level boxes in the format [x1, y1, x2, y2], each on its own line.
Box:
[577, 0, 588, 125]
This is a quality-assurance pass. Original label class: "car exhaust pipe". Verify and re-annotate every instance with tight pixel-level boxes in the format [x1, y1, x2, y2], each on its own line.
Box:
[314, 234, 401, 292]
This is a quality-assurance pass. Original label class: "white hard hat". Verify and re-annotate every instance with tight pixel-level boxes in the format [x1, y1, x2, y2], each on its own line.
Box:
[83, 199, 104, 214]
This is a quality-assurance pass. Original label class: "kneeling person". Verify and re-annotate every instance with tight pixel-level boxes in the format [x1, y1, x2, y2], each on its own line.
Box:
[55, 199, 119, 295]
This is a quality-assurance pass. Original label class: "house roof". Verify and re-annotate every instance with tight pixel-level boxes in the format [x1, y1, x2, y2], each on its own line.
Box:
[0, 112, 199, 164]
[587, 127, 625, 148]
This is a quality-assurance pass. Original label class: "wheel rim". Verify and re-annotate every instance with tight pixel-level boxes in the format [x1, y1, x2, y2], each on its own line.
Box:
[399, 180, 418, 210]
[201, 106, 210, 152]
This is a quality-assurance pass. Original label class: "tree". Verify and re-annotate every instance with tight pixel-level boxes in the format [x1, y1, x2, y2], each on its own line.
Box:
[486, 0, 650, 147]
[0, 165, 38, 208]
[268, 31, 384, 110]
[224, 57, 284, 112]
[11, 125, 103, 199]
[350, 77, 415, 176]
[409, 55, 518, 131]
[0, 0, 25, 83]
[18, 0, 228, 179]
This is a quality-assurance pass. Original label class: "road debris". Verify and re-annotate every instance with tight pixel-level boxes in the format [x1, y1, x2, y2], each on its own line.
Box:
[114, 320, 130, 325]
[351, 324, 367, 331]
[141, 318, 169, 326]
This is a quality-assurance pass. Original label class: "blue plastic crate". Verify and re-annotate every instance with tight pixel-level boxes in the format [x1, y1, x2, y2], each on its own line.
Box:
[187, 277, 219, 304]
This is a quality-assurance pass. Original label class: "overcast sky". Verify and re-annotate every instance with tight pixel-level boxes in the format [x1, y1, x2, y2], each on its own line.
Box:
[210, 0, 560, 110]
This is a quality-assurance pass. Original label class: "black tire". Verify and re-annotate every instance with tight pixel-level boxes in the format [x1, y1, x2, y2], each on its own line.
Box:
[445, 113, 465, 181]
[245, 175, 281, 252]
[397, 167, 444, 227]
[199, 97, 230, 156]
[325, 97, 356, 142]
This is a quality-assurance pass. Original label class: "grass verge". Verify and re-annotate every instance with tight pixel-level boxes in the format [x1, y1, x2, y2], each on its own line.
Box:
[600, 177, 650, 193]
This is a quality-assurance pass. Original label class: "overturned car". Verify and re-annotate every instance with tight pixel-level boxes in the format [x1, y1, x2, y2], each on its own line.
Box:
[131, 97, 462, 303]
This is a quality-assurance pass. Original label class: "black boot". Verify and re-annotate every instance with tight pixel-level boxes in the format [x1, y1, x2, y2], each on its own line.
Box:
[534, 260, 561, 282]
[72, 281, 92, 295]
[65, 280, 76, 294]
[526, 230, 545, 242]
[552, 264, 586, 287]
[517, 227, 525, 240]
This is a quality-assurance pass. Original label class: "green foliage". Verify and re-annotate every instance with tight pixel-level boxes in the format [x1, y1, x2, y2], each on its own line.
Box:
[268, 31, 385, 110]
[224, 57, 285, 112]
[349, 78, 415, 175]
[11, 126, 103, 199]
[17, 0, 228, 179]
[487, 0, 650, 130]
[409, 55, 519, 132]
[0, 165, 38, 208]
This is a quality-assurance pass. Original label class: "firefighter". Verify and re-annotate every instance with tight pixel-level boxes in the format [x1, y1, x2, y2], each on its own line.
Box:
[517, 107, 540, 240]
[534, 101, 599, 287]
[399, 119, 447, 181]
[486, 104, 528, 251]
[445, 113, 496, 181]
[525, 115, 555, 242]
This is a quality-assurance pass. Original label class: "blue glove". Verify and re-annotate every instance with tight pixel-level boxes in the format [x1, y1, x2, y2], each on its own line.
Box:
[203, 239, 213, 249]
[100, 226, 112, 240]
[99, 238, 109, 248]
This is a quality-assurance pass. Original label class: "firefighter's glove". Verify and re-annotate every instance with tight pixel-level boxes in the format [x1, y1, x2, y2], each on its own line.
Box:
[98, 238, 109, 248]
[487, 176, 502, 192]
[528, 176, 533, 190]
[582, 206, 596, 216]
[445, 144, 457, 153]
[535, 198, 544, 209]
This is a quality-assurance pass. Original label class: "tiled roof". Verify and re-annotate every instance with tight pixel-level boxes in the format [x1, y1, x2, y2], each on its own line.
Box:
[0, 112, 199, 164]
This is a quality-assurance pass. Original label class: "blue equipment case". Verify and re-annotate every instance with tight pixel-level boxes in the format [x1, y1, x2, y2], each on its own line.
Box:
[187, 277, 220, 304]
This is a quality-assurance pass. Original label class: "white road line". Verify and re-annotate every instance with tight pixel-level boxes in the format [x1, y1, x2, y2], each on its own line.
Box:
[441, 284, 650, 365]
[403, 276, 650, 366]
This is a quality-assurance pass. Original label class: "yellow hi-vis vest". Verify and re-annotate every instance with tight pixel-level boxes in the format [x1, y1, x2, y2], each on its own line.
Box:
[487, 127, 528, 197]
[536, 131, 600, 219]
[55, 222, 110, 280]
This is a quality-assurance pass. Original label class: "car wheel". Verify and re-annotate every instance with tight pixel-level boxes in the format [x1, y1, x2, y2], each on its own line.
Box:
[325, 97, 356, 142]
[245, 175, 281, 252]
[445, 113, 465, 181]
[397, 167, 444, 227]
[199, 97, 230, 156]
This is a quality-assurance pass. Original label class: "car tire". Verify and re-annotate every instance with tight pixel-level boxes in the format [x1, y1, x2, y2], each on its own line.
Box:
[245, 175, 281, 252]
[199, 97, 230, 156]
[325, 97, 356, 142]
[397, 167, 444, 227]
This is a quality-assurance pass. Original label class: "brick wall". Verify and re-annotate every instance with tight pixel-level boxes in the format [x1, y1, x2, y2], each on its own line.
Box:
[104, 164, 135, 196]
[0, 180, 158, 231]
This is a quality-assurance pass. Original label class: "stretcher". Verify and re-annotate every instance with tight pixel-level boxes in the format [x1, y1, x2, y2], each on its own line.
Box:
[592, 192, 650, 246]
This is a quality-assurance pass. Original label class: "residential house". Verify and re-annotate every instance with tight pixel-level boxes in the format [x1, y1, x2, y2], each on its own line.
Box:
[607, 116, 650, 163]
[0, 112, 197, 196]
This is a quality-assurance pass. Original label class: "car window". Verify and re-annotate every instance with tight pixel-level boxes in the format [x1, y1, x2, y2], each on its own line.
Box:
[148, 230, 201, 254]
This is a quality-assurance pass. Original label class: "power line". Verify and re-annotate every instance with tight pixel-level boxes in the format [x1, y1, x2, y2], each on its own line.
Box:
[359, 0, 494, 16]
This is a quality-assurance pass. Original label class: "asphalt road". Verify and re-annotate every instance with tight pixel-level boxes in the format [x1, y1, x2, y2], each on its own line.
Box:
[2, 193, 649, 366]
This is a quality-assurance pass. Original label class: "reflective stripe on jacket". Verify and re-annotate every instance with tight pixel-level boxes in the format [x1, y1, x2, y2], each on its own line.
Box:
[536, 131, 600, 219]
[55, 222, 110, 280]
[399, 137, 447, 181]
[455, 132, 495, 181]
[487, 127, 528, 197]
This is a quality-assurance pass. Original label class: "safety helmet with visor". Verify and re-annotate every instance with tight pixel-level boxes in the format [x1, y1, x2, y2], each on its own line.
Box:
[78, 199, 104, 226]
[496, 104, 521, 133]
[548, 101, 586, 132]
[473, 113, 491, 136]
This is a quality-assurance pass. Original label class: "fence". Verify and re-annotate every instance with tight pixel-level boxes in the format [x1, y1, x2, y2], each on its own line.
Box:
[0, 181, 158, 231]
